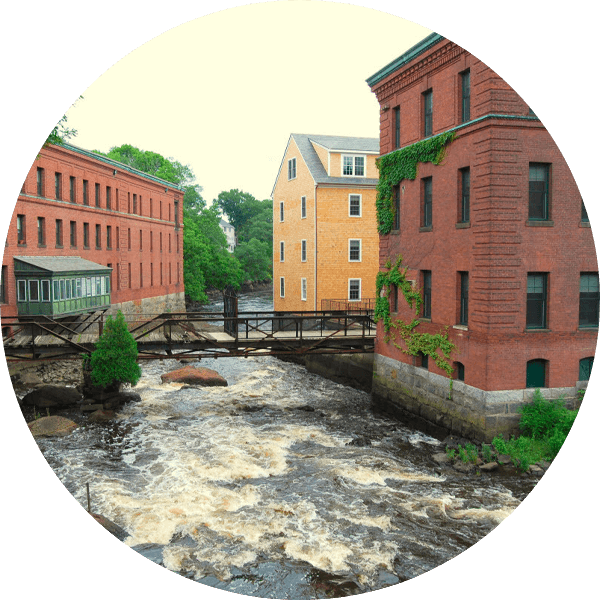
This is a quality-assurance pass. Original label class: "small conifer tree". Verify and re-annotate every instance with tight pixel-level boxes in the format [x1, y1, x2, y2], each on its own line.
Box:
[89, 310, 141, 388]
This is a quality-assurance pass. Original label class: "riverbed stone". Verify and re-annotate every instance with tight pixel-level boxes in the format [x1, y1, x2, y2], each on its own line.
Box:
[88, 409, 115, 423]
[21, 385, 82, 408]
[479, 461, 499, 472]
[28, 415, 78, 437]
[432, 452, 451, 464]
[161, 365, 227, 387]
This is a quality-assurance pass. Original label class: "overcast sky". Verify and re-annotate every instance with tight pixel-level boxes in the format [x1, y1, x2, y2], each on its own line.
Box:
[59, 2, 430, 204]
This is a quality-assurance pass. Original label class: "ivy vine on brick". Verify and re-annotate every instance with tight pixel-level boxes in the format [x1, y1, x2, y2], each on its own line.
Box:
[374, 255, 455, 375]
[375, 131, 456, 234]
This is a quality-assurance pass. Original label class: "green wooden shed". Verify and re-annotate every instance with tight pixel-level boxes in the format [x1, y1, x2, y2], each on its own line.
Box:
[14, 256, 112, 317]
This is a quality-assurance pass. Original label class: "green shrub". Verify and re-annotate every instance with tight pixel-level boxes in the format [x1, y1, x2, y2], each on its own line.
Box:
[519, 389, 569, 439]
[481, 443, 493, 463]
[89, 311, 141, 388]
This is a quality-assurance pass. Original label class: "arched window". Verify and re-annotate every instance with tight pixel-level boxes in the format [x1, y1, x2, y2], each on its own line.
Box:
[579, 357, 594, 381]
[526, 359, 547, 388]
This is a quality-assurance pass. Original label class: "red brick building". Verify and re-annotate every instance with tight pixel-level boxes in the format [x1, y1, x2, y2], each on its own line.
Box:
[1, 143, 184, 322]
[366, 33, 597, 440]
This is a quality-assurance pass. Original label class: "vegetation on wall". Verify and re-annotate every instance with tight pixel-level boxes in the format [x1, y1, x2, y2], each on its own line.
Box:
[374, 255, 455, 374]
[375, 131, 456, 234]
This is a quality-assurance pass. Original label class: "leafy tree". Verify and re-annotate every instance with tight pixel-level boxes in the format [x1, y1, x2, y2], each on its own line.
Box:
[235, 238, 272, 282]
[89, 311, 141, 388]
[183, 184, 206, 215]
[43, 97, 83, 147]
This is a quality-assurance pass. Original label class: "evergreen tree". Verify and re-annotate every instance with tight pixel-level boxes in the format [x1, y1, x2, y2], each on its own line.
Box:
[89, 311, 141, 388]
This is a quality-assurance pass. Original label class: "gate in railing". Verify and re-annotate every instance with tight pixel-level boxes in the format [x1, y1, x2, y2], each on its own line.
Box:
[223, 285, 238, 337]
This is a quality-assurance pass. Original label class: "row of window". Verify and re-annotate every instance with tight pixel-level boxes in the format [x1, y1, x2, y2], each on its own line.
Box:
[278, 194, 363, 222]
[279, 277, 362, 301]
[278, 239, 362, 263]
[16, 276, 110, 303]
[397, 270, 599, 329]
[392, 69, 470, 148]
[16, 215, 179, 254]
[417, 356, 594, 387]
[391, 163, 588, 232]
[287, 157, 367, 181]
[32, 168, 179, 224]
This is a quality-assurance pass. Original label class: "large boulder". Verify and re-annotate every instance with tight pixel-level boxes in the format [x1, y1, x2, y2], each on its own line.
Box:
[161, 365, 227, 387]
[28, 415, 78, 437]
[21, 385, 82, 408]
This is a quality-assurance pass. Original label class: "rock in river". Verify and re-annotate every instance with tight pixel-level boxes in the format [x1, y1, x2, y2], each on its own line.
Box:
[22, 385, 82, 408]
[161, 365, 227, 387]
[28, 415, 78, 438]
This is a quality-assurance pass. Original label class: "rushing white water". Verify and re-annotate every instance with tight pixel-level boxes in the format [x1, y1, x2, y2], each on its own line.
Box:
[34, 291, 531, 597]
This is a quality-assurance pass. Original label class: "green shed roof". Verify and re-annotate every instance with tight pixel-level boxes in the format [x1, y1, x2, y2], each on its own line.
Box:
[14, 256, 112, 273]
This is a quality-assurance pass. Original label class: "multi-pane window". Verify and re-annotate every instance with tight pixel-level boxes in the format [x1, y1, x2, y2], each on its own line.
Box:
[459, 168, 470, 223]
[529, 163, 550, 220]
[393, 185, 400, 231]
[459, 272, 469, 326]
[349, 239, 361, 262]
[461, 70, 470, 123]
[83, 180, 89, 205]
[83, 222, 90, 248]
[579, 357, 594, 381]
[288, 158, 296, 180]
[342, 155, 365, 176]
[280, 241, 285, 262]
[422, 177, 432, 228]
[349, 279, 361, 301]
[37, 217, 45, 246]
[37, 168, 44, 196]
[107, 225, 112, 249]
[95, 224, 101, 249]
[17, 214, 26, 244]
[17, 280, 27, 302]
[55, 219, 63, 247]
[301, 278, 307, 301]
[349, 194, 362, 217]
[70, 176, 76, 202]
[526, 273, 548, 329]
[526, 359, 547, 388]
[106, 186, 111, 210]
[422, 270, 431, 318]
[393, 106, 401, 149]
[423, 90, 433, 137]
[301, 196, 307, 219]
[582, 200, 589, 223]
[301, 239, 307, 262]
[279, 202, 284, 222]
[280, 277, 285, 298]
[95, 183, 101, 207]
[55, 172, 62, 200]
[579, 272, 599, 327]
[70, 221, 76, 247]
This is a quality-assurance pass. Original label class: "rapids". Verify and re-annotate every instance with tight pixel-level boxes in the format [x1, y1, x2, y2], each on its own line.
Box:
[33, 291, 534, 598]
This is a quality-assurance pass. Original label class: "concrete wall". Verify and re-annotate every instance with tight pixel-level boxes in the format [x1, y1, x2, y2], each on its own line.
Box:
[372, 353, 585, 442]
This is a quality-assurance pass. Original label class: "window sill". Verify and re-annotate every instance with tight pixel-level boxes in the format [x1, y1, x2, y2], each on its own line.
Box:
[37, 244, 46, 248]
[419, 317, 431, 323]
[453, 324, 468, 331]
[455, 222, 470, 229]
[389, 229, 400, 236]
[419, 226, 433, 233]
[580, 221, 591, 228]
[83, 246, 90, 250]
[526, 220, 554, 227]
[578, 326, 598, 331]
[525, 327, 550, 332]
[55, 245, 63, 249]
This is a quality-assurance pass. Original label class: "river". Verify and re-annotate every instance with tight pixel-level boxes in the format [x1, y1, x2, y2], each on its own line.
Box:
[32, 290, 535, 598]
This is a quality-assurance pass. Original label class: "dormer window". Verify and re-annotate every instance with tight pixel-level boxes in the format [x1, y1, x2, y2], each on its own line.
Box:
[342, 155, 365, 177]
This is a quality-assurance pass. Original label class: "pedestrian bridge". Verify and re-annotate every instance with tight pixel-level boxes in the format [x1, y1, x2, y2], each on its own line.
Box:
[2, 309, 376, 361]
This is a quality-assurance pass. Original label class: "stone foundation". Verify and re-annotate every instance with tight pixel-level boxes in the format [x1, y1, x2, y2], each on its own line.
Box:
[372, 354, 585, 442]
[109, 292, 186, 317]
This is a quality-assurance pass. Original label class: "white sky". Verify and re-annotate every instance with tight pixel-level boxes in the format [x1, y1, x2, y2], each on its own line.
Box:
[59, 2, 431, 204]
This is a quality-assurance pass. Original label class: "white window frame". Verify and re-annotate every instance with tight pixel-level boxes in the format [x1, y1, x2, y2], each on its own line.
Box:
[342, 154, 366, 177]
[349, 279, 362, 301]
[301, 278, 307, 301]
[279, 201, 284, 222]
[301, 196, 307, 219]
[349, 239, 362, 262]
[40, 280, 50, 302]
[280, 277, 285, 298]
[301, 239, 307, 262]
[349, 194, 362, 217]
[288, 157, 297, 180]
[280, 241, 285, 262]
[17, 280, 27, 302]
